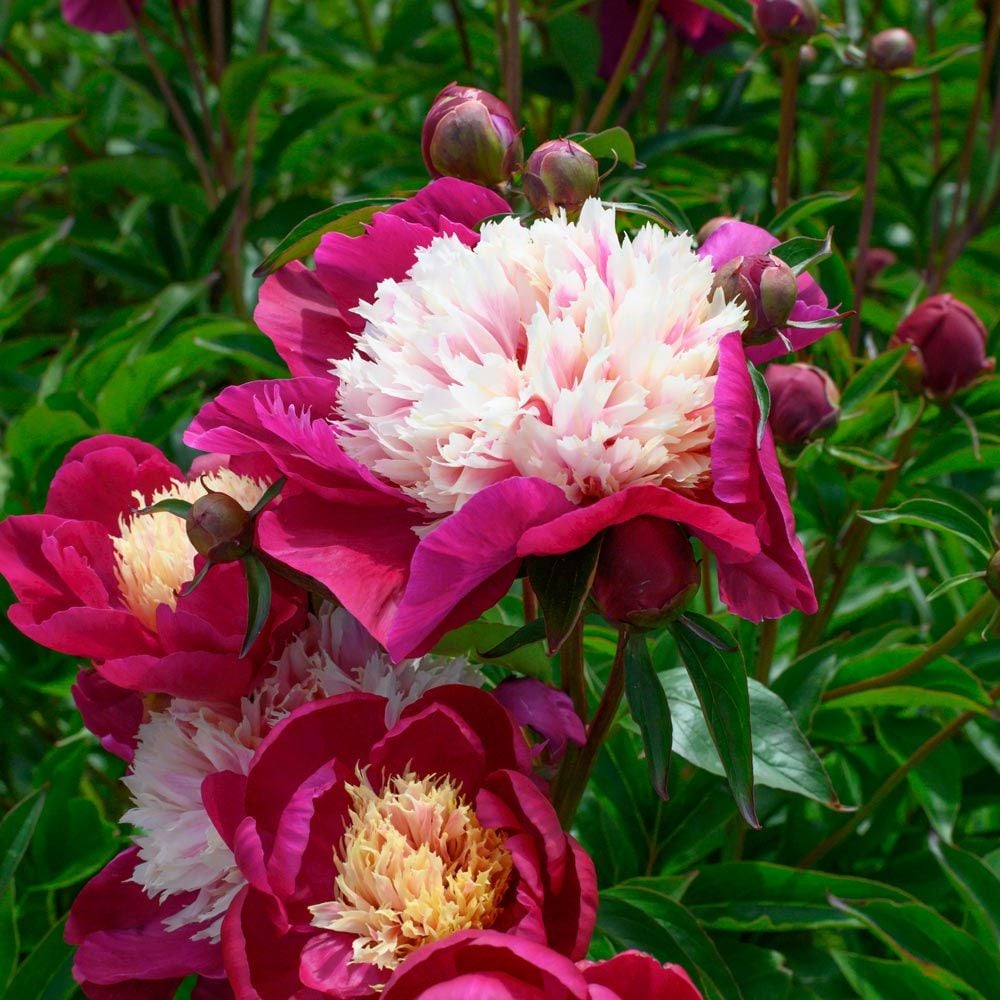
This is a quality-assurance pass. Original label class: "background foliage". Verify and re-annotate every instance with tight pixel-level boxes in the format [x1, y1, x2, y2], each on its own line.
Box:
[0, 0, 998, 996]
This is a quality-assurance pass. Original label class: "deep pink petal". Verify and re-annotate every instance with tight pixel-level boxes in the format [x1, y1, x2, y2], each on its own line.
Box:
[580, 951, 704, 999]
[202, 771, 248, 851]
[72, 669, 144, 762]
[492, 678, 584, 763]
[61, 0, 139, 33]
[298, 931, 386, 997]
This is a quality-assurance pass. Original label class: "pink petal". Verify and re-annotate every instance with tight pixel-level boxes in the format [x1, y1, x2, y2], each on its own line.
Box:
[61, 0, 140, 33]
[580, 951, 704, 999]
[72, 669, 144, 762]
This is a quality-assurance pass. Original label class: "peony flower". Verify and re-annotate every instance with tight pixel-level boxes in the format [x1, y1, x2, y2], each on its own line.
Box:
[380, 930, 704, 999]
[0, 435, 304, 700]
[189, 200, 818, 658]
[218, 686, 597, 997]
[65, 847, 228, 999]
[118, 606, 481, 947]
[72, 668, 147, 762]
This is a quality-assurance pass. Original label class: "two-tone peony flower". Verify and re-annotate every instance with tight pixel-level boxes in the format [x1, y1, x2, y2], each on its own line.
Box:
[0, 435, 305, 705]
[189, 193, 832, 661]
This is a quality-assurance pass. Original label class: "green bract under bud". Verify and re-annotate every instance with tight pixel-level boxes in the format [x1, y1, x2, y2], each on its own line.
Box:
[522, 139, 600, 217]
[421, 83, 523, 188]
[712, 253, 798, 345]
[867, 28, 917, 72]
[186, 492, 254, 563]
[754, 0, 819, 46]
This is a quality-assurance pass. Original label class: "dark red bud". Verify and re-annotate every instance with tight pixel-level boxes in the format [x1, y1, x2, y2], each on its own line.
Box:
[765, 362, 841, 445]
[697, 215, 738, 244]
[889, 294, 994, 399]
[858, 247, 897, 288]
[591, 518, 700, 630]
[522, 139, 600, 217]
[754, 0, 819, 46]
[186, 492, 254, 563]
[713, 253, 798, 345]
[421, 83, 523, 187]
[867, 28, 917, 72]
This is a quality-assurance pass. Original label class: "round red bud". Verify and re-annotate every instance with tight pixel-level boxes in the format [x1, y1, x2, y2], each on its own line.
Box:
[591, 518, 700, 630]
[764, 362, 841, 445]
[713, 253, 799, 345]
[867, 28, 917, 72]
[421, 83, 523, 187]
[890, 294, 994, 399]
[186, 492, 254, 563]
[858, 247, 897, 288]
[522, 139, 600, 217]
[754, 0, 819, 46]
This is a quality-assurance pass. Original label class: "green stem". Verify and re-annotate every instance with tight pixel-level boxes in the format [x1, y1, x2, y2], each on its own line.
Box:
[353, 0, 379, 55]
[553, 628, 628, 827]
[447, 0, 473, 70]
[505, 0, 522, 123]
[848, 77, 886, 352]
[588, 0, 658, 133]
[774, 46, 799, 217]
[560, 618, 588, 722]
[822, 592, 996, 702]
[797, 681, 1000, 868]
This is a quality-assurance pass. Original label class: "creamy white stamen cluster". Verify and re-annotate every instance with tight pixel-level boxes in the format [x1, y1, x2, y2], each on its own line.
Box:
[335, 200, 747, 515]
[112, 469, 268, 631]
[123, 607, 480, 942]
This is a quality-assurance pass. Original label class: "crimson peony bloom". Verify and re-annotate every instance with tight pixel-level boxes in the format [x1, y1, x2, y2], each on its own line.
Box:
[189, 197, 818, 660]
[380, 930, 704, 998]
[216, 686, 597, 997]
[0, 435, 305, 700]
[698, 220, 841, 364]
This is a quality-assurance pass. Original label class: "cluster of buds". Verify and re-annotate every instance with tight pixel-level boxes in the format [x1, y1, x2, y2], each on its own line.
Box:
[754, 0, 819, 46]
[421, 84, 601, 217]
[765, 363, 841, 445]
[890, 294, 994, 400]
[867, 28, 917, 72]
[712, 253, 799, 346]
[590, 518, 700, 631]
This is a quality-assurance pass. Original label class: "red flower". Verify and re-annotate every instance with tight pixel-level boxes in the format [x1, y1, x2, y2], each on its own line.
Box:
[0, 435, 305, 700]
[217, 686, 597, 997]
[380, 930, 704, 999]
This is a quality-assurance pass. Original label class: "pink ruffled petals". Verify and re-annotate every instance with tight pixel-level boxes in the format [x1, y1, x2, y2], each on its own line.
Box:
[709, 333, 816, 620]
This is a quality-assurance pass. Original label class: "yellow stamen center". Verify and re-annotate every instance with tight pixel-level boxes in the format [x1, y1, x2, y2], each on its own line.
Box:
[112, 469, 268, 631]
[309, 770, 513, 971]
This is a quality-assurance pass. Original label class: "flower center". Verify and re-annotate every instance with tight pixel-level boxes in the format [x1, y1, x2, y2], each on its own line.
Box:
[334, 201, 746, 514]
[112, 469, 268, 631]
[309, 770, 513, 971]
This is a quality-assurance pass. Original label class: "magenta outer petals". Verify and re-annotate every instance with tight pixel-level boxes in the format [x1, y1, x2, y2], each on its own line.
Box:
[71, 669, 144, 762]
[384, 177, 510, 232]
[710, 333, 816, 619]
[580, 951, 704, 998]
[385, 478, 575, 659]
[493, 677, 585, 762]
[67, 848, 225, 996]
[255, 262, 355, 377]
[381, 931, 589, 999]
[698, 220, 839, 362]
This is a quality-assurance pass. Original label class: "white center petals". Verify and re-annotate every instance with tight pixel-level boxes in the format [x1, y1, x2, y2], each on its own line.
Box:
[334, 201, 746, 514]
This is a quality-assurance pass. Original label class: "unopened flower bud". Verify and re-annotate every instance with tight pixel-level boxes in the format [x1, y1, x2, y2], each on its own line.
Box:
[713, 253, 799, 345]
[754, 0, 819, 46]
[421, 83, 523, 187]
[890, 294, 995, 399]
[765, 362, 840, 444]
[591, 518, 700, 630]
[697, 215, 738, 244]
[867, 28, 917, 72]
[186, 492, 254, 563]
[858, 247, 897, 288]
[522, 139, 600, 217]
[986, 550, 1000, 603]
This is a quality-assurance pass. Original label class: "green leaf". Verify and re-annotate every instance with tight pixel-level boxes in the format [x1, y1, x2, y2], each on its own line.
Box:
[0, 219, 73, 312]
[433, 618, 551, 679]
[548, 12, 602, 91]
[859, 498, 995, 559]
[928, 833, 1000, 949]
[525, 535, 603, 654]
[826, 444, 897, 471]
[249, 475, 287, 517]
[831, 952, 956, 1000]
[254, 197, 404, 276]
[0, 788, 46, 898]
[926, 571, 985, 601]
[768, 189, 857, 234]
[575, 127, 637, 167]
[241, 555, 273, 657]
[0, 117, 76, 162]
[5, 915, 74, 1000]
[598, 889, 743, 1000]
[0, 884, 16, 989]
[624, 632, 672, 799]
[663, 669, 846, 808]
[770, 229, 833, 275]
[668, 614, 757, 826]
[838, 346, 908, 414]
[683, 862, 914, 931]
[897, 42, 981, 80]
[136, 497, 193, 518]
[221, 53, 280, 129]
[684, 0, 753, 33]
[748, 360, 770, 448]
[828, 896, 1000, 999]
